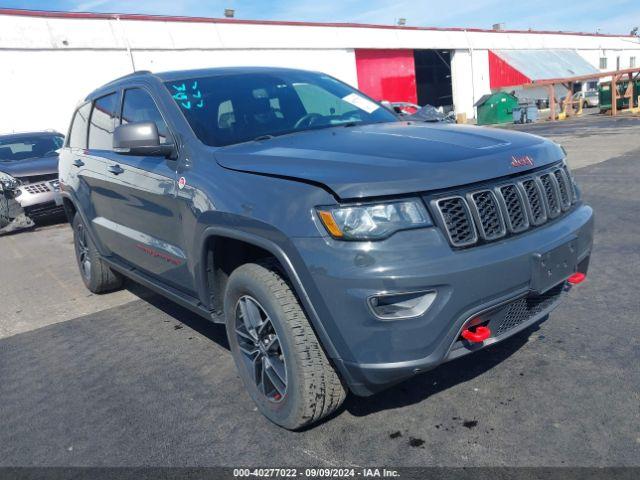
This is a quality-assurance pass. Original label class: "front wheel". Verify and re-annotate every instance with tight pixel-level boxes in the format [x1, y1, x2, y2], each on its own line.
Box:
[224, 261, 346, 430]
[72, 213, 123, 293]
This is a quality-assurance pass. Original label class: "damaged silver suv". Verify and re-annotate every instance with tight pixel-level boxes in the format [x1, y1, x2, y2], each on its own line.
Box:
[0, 131, 65, 233]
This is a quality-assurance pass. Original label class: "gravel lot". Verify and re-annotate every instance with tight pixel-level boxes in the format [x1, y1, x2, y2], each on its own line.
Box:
[1, 115, 639, 467]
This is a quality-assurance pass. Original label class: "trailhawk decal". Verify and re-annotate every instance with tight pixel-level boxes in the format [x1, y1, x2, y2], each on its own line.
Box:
[136, 244, 182, 266]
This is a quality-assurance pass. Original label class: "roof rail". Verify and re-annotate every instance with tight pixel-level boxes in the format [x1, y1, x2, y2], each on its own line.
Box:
[101, 70, 153, 87]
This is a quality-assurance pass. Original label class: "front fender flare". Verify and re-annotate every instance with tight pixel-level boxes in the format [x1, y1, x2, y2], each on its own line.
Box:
[197, 224, 343, 362]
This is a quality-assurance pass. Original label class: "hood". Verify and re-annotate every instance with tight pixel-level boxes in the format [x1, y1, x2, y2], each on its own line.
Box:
[215, 122, 564, 199]
[0, 154, 59, 179]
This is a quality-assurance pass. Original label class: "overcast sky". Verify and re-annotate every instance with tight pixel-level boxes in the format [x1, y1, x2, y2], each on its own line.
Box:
[2, 0, 640, 35]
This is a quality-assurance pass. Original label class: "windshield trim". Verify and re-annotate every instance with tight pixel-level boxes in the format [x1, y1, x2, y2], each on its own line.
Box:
[223, 119, 400, 149]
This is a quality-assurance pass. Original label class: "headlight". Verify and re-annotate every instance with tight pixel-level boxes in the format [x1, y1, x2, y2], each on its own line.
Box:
[317, 199, 432, 240]
[0, 171, 19, 192]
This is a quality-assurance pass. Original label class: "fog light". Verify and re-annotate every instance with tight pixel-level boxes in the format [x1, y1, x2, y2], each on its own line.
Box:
[368, 290, 436, 320]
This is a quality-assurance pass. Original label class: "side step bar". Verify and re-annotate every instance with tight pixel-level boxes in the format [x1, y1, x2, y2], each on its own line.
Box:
[102, 257, 220, 322]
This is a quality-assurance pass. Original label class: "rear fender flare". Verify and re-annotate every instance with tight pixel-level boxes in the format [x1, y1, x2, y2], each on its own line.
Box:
[58, 191, 107, 256]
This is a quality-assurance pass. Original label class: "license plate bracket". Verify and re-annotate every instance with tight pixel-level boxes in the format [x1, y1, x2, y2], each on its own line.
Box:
[531, 239, 578, 294]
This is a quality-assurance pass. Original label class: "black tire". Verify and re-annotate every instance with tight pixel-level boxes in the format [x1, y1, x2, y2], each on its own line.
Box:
[224, 260, 346, 430]
[72, 213, 123, 293]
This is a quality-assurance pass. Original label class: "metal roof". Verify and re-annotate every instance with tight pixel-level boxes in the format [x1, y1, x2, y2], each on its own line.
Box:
[0, 8, 636, 38]
[492, 49, 599, 81]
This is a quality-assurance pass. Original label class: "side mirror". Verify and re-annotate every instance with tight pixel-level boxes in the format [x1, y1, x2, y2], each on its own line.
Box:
[113, 122, 176, 158]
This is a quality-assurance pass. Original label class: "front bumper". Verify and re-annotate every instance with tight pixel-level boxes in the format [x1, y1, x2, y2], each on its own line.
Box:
[15, 179, 60, 209]
[292, 204, 594, 396]
[0, 179, 63, 234]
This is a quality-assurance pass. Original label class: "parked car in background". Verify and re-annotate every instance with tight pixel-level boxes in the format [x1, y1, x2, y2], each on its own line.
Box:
[385, 101, 455, 122]
[383, 101, 420, 116]
[59, 67, 593, 430]
[407, 104, 456, 123]
[560, 91, 599, 109]
[0, 131, 65, 233]
[576, 91, 600, 108]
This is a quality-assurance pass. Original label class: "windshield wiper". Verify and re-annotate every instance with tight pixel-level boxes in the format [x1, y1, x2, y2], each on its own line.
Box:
[253, 134, 274, 142]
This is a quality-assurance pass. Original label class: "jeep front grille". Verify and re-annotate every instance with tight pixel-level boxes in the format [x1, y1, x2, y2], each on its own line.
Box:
[22, 182, 52, 194]
[553, 168, 572, 210]
[467, 190, 506, 241]
[431, 164, 577, 248]
[539, 173, 561, 218]
[497, 184, 529, 233]
[521, 179, 546, 225]
[434, 196, 477, 247]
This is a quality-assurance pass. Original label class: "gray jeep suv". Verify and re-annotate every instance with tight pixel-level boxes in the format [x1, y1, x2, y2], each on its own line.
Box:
[59, 67, 593, 429]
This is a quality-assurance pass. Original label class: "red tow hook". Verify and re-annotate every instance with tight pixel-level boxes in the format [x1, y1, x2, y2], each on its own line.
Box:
[567, 272, 586, 285]
[461, 325, 491, 343]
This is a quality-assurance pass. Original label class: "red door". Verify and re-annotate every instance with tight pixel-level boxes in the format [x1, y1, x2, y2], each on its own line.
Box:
[355, 49, 417, 104]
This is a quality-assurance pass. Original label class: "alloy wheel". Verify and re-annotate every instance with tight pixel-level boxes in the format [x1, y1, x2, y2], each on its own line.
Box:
[75, 222, 91, 280]
[234, 295, 287, 403]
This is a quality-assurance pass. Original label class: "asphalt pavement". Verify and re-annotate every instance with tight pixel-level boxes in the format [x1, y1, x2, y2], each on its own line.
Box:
[1, 117, 639, 467]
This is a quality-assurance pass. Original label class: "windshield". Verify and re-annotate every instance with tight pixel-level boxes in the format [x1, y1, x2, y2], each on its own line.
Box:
[164, 71, 398, 147]
[0, 134, 64, 162]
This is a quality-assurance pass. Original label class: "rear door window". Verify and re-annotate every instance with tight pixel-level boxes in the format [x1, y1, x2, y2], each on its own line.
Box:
[68, 103, 91, 149]
[121, 88, 170, 144]
[88, 93, 118, 150]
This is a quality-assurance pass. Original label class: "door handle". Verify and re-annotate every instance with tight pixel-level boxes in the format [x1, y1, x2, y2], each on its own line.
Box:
[108, 164, 125, 175]
[72, 159, 85, 167]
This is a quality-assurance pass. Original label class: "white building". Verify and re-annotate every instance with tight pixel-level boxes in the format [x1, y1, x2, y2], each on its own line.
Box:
[1, 8, 639, 133]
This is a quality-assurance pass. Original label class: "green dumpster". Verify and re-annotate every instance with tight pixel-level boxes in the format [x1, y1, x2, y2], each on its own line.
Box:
[599, 79, 640, 112]
[475, 92, 519, 125]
